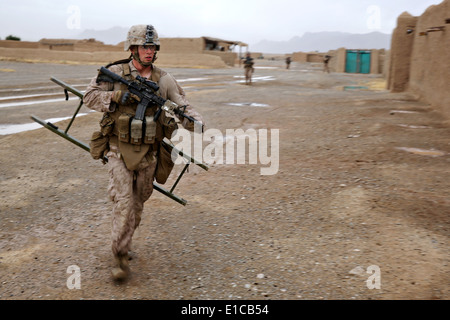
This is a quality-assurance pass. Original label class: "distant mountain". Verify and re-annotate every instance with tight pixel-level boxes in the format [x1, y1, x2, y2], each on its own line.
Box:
[72, 28, 390, 54]
[75, 26, 171, 45]
[75, 26, 129, 45]
[251, 31, 391, 54]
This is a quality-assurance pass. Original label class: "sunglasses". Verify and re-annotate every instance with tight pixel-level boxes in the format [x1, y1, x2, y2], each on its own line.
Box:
[139, 45, 156, 51]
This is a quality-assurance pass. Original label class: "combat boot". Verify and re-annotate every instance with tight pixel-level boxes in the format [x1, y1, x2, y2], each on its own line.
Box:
[111, 253, 130, 281]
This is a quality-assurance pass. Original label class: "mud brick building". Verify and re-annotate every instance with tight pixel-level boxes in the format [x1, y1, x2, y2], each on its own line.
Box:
[387, 0, 449, 118]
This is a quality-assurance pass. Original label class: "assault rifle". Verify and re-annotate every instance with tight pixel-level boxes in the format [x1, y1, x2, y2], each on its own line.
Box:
[99, 66, 199, 125]
[30, 75, 208, 206]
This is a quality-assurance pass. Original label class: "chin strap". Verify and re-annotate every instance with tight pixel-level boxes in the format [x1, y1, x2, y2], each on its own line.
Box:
[132, 51, 157, 67]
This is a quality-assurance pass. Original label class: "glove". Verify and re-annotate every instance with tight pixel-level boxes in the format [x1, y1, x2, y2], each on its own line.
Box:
[111, 90, 140, 105]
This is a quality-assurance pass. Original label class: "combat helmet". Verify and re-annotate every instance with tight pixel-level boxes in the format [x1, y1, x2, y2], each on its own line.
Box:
[124, 24, 160, 51]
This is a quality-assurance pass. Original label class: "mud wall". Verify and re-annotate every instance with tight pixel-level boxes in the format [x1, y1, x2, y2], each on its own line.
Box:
[0, 38, 122, 52]
[0, 40, 40, 49]
[204, 51, 237, 66]
[0, 47, 127, 63]
[161, 38, 238, 66]
[328, 48, 346, 73]
[0, 47, 227, 68]
[292, 52, 324, 63]
[307, 53, 324, 63]
[160, 38, 204, 54]
[292, 52, 307, 62]
[409, 0, 449, 115]
[292, 48, 385, 74]
[0, 37, 229, 68]
[386, 12, 418, 92]
[388, 0, 449, 117]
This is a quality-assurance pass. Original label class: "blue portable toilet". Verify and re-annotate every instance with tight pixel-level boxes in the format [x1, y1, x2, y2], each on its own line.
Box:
[345, 50, 371, 74]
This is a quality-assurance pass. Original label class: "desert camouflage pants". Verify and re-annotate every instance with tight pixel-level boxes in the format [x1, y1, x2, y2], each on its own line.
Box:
[106, 147, 157, 257]
[245, 67, 253, 84]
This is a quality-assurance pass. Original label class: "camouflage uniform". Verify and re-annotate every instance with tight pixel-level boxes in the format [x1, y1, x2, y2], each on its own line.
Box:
[323, 55, 331, 73]
[285, 57, 291, 69]
[243, 54, 254, 85]
[83, 25, 204, 280]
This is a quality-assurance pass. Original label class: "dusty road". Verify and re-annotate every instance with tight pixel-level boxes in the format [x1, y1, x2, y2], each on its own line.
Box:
[0, 59, 449, 300]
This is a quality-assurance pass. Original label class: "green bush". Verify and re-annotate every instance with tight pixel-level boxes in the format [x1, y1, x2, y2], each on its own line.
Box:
[6, 35, 21, 41]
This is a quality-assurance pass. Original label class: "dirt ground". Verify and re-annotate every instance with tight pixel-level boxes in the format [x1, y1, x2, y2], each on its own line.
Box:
[0, 58, 448, 301]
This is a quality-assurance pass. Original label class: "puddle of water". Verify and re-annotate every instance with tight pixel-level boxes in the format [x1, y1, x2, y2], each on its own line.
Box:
[398, 124, 431, 129]
[0, 92, 63, 101]
[233, 76, 276, 83]
[390, 110, 419, 114]
[0, 96, 80, 108]
[396, 147, 446, 157]
[177, 77, 210, 83]
[0, 84, 87, 93]
[254, 67, 278, 69]
[343, 86, 369, 91]
[0, 113, 89, 135]
[225, 102, 270, 108]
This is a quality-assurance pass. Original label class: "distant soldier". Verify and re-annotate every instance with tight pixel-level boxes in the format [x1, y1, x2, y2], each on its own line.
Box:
[243, 52, 254, 85]
[285, 56, 292, 69]
[323, 55, 331, 73]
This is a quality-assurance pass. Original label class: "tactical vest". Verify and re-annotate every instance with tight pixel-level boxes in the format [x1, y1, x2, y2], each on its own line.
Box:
[96, 60, 177, 171]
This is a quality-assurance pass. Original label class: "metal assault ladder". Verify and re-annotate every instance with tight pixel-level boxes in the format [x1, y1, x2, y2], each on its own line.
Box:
[31, 77, 208, 206]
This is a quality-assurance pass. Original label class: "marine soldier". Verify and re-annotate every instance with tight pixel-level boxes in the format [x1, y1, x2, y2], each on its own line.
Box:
[285, 56, 291, 69]
[83, 24, 204, 281]
[243, 52, 254, 85]
[323, 55, 331, 73]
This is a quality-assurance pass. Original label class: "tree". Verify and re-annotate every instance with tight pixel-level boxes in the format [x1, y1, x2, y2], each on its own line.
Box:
[6, 35, 21, 41]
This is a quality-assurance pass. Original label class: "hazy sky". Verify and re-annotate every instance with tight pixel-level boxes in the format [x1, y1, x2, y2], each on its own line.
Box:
[0, 0, 444, 45]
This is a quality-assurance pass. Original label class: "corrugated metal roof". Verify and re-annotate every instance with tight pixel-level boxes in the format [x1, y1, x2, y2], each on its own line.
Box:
[201, 36, 243, 45]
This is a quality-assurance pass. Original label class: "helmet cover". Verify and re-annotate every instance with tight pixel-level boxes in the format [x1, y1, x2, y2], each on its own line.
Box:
[124, 24, 160, 51]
